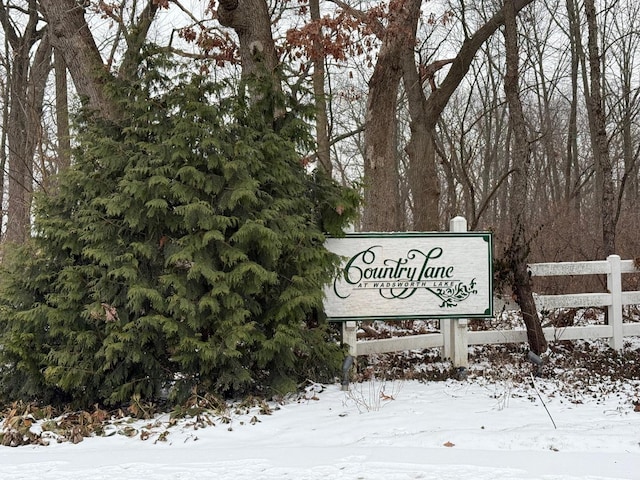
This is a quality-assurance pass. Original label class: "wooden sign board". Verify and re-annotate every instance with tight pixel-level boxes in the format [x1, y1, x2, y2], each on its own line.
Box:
[324, 232, 493, 321]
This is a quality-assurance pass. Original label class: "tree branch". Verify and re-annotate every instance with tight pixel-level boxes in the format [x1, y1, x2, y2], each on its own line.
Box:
[425, 0, 536, 130]
[118, 0, 160, 80]
[326, 0, 385, 38]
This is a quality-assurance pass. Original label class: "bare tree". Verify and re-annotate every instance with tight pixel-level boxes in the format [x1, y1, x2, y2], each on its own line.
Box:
[336, 0, 536, 232]
[565, 0, 582, 211]
[605, 1, 640, 223]
[401, 0, 442, 231]
[502, 0, 547, 355]
[584, 0, 615, 256]
[38, 0, 120, 122]
[413, 0, 536, 232]
[436, 40, 512, 232]
[0, 0, 52, 243]
[38, 0, 164, 123]
[358, 0, 413, 231]
[310, 0, 332, 175]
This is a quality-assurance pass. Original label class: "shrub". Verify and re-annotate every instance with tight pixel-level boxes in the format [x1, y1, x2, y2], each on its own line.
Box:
[0, 60, 359, 408]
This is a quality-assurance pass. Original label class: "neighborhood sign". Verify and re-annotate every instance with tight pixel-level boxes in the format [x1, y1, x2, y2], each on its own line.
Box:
[324, 232, 493, 321]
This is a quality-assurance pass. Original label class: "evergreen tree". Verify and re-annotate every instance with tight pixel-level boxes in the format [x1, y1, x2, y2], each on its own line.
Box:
[0, 56, 359, 407]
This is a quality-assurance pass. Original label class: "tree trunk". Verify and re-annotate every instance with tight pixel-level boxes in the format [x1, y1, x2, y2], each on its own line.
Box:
[503, 0, 547, 355]
[343, 0, 535, 232]
[400, 0, 440, 231]
[54, 48, 71, 173]
[423, 0, 536, 132]
[1, 1, 52, 244]
[39, 0, 169, 124]
[565, 0, 580, 212]
[584, 0, 616, 256]
[118, 1, 160, 81]
[38, 0, 121, 123]
[414, 0, 537, 233]
[360, 1, 414, 232]
[0, 61, 7, 243]
[217, 0, 279, 81]
[405, 128, 439, 231]
[310, 0, 331, 176]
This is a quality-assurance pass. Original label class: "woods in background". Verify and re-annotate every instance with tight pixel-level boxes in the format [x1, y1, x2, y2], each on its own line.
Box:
[0, 0, 639, 369]
[2, 0, 638, 258]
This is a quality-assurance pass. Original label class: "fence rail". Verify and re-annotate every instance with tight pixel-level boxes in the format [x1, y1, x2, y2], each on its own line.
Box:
[342, 254, 640, 367]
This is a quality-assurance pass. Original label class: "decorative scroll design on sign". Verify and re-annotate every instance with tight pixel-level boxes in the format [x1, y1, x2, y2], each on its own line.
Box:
[426, 279, 477, 308]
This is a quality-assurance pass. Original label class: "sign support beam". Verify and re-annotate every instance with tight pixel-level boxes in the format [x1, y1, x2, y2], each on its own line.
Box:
[446, 216, 469, 368]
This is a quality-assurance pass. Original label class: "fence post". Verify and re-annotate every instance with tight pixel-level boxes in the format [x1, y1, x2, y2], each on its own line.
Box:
[342, 321, 358, 356]
[607, 254, 623, 350]
[447, 216, 469, 368]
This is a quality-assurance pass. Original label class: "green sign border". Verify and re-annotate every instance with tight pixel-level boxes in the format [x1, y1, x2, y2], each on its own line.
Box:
[325, 232, 494, 322]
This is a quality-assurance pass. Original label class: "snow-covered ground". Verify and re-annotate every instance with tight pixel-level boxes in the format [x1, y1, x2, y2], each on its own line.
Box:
[1, 376, 638, 480]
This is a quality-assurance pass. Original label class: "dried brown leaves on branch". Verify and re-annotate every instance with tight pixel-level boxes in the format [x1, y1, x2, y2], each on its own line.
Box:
[285, 10, 378, 64]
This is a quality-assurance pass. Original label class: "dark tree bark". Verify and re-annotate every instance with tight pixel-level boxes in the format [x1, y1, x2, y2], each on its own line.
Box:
[503, 0, 547, 355]
[310, 0, 332, 176]
[358, 0, 536, 232]
[54, 49, 71, 172]
[423, 0, 536, 131]
[39, 0, 161, 124]
[584, 0, 616, 256]
[0, 77, 7, 243]
[360, 1, 417, 232]
[565, 0, 580, 211]
[217, 0, 279, 80]
[38, 0, 121, 122]
[1, 0, 52, 244]
[400, 0, 440, 231]
[118, 1, 160, 81]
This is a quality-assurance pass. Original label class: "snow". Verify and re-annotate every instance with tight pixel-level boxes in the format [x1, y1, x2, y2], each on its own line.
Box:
[1, 376, 639, 480]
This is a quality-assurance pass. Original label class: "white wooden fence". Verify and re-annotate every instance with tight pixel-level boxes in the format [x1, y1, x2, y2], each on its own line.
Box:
[341, 218, 640, 367]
